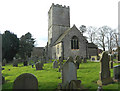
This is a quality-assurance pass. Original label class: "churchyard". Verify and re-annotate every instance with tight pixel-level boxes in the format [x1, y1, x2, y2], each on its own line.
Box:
[1, 54, 120, 91]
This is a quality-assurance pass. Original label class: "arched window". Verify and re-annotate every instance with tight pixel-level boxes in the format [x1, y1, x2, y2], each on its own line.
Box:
[71, 36, 79, 49]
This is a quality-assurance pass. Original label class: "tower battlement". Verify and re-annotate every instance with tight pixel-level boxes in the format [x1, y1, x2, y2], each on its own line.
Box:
[52, 3, 69, 9]
[48, 3, 69, 13]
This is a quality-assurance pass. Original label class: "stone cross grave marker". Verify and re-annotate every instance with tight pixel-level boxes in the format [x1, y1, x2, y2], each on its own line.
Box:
[62, 56, 77, 85]
[53, 60, 58, 68]
[13, 73, 38, 90]
[35, 62, 43, 70]
[97, 51, 113, 86]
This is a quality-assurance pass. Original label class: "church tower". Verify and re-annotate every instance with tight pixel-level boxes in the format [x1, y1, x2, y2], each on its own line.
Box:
[47, 3, 70, 59]
[48, 3, 70, 45]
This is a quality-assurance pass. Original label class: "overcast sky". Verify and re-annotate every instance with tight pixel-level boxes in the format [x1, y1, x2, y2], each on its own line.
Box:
[0, 0, 119, 47]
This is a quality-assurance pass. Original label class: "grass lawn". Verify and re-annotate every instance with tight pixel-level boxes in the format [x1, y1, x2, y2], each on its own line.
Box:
[2, 61, 120, 91]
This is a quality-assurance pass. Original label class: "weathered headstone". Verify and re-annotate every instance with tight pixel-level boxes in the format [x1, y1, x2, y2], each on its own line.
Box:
[113, 65, 120, 81]
[62, 57, 77, 85]
[97, 51, 113, 86]
[74, 56, 81, 69]
[83, 58, 87, 63]
[23, 60, 28, 66]
[13, 73, 38, 90]
[13, 59, 18, 67]
[53, 60, 58, 68]
[35, 62, 43, 70]
[2, 59, 6, 66]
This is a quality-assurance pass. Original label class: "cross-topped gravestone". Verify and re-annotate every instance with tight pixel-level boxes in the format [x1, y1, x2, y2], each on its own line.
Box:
[53, 60, 58, 68]
[97, 51, 113, 86]
[62, 56, 77, 85]
[13, 73, 38, 90]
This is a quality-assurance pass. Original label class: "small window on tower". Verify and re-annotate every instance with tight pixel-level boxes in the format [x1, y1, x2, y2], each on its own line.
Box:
[71, 36, 79, 50]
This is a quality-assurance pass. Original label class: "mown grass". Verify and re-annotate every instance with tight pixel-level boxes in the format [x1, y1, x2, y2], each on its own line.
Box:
[2, 60, 120, 91]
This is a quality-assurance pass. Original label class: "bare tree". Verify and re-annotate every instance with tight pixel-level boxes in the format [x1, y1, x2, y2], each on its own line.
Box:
[86, 26, 97, 43]
[112, 29, 119, 49]
[106, 27, 115, 54]
[95, 26, 110, 51]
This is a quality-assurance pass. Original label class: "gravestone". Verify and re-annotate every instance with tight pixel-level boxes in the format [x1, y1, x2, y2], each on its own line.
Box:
[62, 57, 77, 85]
[53, 60, 58, 68]
[13, 73, 38, 90]
[23, 60, 28, 66]
[83, 58, 87, 63]
[74, 56, 81, 69]
[97, 52, 113, 86]
[2, 59, 6, 66]
[113, 65, 120, 81]
[35, 62, 43, 70]
[13, 59, 18, 67]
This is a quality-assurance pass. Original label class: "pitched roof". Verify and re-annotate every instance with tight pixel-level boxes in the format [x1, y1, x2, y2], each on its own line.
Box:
[53, 25, 88, 46]
[88, 42, 98, 48]
[53, 28, 71, 45]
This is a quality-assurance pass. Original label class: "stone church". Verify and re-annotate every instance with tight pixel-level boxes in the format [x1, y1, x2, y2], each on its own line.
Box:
[43, 3, 98, 60]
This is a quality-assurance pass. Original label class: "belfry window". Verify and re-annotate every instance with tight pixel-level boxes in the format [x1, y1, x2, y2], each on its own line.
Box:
[71, 36, 79, 49]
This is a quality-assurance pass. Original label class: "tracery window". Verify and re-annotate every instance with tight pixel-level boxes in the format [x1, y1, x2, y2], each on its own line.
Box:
[71, 36, 79, 49]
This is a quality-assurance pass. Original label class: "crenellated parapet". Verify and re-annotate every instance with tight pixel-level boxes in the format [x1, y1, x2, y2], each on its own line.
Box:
[52, 3, 69, 9]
